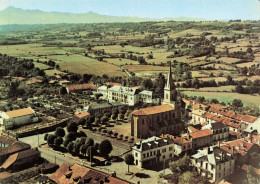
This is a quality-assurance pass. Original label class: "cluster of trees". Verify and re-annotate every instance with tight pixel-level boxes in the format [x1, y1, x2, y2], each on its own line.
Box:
[45, 123, 113, 159]
[0, 54, 45, 78]
[179, 78, 217, 89]
[161, 155, 207, 184]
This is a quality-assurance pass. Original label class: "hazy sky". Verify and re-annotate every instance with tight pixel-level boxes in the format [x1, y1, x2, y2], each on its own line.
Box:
[0, 0, 259, 20]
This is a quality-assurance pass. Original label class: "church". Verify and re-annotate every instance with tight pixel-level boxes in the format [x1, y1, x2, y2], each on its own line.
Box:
[131, 63, 185, 139]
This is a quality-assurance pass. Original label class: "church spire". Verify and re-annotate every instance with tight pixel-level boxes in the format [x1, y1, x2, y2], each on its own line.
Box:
[165, 61, 175, 90]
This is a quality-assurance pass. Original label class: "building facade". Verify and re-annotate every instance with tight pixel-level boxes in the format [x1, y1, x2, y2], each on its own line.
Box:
[0, 107, 38, 130]
[132, 136, 175, 168]
[192, 147, 235, 183]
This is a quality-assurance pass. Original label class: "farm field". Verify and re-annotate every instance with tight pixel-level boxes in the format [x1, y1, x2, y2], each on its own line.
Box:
[183, 91, 260, 106]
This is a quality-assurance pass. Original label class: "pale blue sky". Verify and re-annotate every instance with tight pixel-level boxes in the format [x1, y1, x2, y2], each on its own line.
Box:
[1, 0, 259, 20]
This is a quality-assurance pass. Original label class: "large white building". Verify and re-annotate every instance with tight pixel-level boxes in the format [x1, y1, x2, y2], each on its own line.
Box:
[132, 136, 175, 168]
[0, 107, 38, 129]
[139, 90, 160, 104]
[192, 147, 235, 183]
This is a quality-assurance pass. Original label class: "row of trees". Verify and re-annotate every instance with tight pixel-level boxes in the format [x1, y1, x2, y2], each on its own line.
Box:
[45, 123, 113, 159]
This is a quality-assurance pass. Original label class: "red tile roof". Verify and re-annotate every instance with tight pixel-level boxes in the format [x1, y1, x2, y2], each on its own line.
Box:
[66, 83, 98, 93]
[75, 111, 90, 119]
[221, 139, 253, 156]
[161, 134, 192, 145]
[188, 126, 199, 133]
[190, 129, 213, 139]
[229, 130, 242, 138]
[5, 107, 35, 118]
[202, 112, 216, 119]
[232, 114, 258, 123]
[222, 118, 242, 128]
[0, 172, 12, 180]
[50, 163, 132, 184]
[132, 104, 174, 116]
[105, 82, 120, 86]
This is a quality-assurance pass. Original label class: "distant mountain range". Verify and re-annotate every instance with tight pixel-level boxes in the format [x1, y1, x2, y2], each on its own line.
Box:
[0, 6, 206, 25]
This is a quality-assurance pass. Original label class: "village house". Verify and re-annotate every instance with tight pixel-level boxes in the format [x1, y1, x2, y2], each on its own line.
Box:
[0, 107, 38, 130]
[66, 83, 98, 94]
[202, 122, 229, 143]
[220, 138, 259, 165]
[97, 85, 108, 99]
[0, 148, 40, 171]
[132, 136, 175, 168]
[131, 104, 183, 139]
[160, 134, 192, 155]
[138, 90, 160, 104]
[50, 163, 132, 184]
[192, 147, 235, 183]
[0, 135, 31, 165]
[189, 129, 213, 149]
[107, 85, 139, 106]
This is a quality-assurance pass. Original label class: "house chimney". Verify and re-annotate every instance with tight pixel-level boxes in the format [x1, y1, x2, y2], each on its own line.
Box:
[221, 152, 224, 160]
[231, 146, 234, 155]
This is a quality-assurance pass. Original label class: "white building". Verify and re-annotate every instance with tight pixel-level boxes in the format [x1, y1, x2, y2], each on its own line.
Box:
[192, 147, 235, 183]
[139, 90, 160, 104]
[97, 85, 108, 99]
[107, 86, 139, 106]
[202, 122, 229, 143]
[132, 136, 175, 168]
[0, 107, 38, 129]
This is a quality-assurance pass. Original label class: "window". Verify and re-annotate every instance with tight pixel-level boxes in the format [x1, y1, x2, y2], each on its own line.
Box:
[154, 151, 156, 155]
[162, 148, 166, 153]
[163, 155, 165, 159]
[206, 163, 208, 170]
[150, 151, 152, 156]
[143, 154, 145, 158]
[219, 165, 221, 170]
[170, 154, 172, 158]
[142, 119, 144, 124]
[135, 153, 138, 157]
[219, 173, 221, 178]
[169, 147, 173, 151]
[147, 153, 149, 157]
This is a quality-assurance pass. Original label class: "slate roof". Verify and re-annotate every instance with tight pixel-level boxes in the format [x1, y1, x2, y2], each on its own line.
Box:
[132, 104, 174, 116]
[211, 122, 227, 130]
[4, 107, 35, 118]
[132, 136, 174, 152]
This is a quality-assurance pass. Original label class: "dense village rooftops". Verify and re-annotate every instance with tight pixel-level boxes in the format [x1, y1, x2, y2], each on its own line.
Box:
[221, 118, 242, 128]
[50, 163, 131, 184]
[211, 115, 225, 122]
[132, 104, 174, 116]
[202, 112, 216, 119]
[132, 136, 174, 152]
[229, 130, 242, 138]
[0, 135, 17, 145]
[192, 147, 233, 165]
[221, 139, 254, 156]
[232, 114, 258, 123]
[4, 107, 35, 118]
[209, 103, 227, 110]
[210, 122, 227, 130]
[190, 129, 213, 139]
[66, 83, 98, 92]
[161, 134, 192, 145]
[244, 135, 260, 145]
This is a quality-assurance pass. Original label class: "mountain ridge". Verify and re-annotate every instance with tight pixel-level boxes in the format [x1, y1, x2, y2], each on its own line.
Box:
[0, 6, 207, 25]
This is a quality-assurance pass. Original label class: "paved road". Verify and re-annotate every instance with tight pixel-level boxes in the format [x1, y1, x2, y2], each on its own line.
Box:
[19, 131, 54, 148]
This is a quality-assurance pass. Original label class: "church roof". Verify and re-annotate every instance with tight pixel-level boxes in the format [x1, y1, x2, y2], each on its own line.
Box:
[132, 104, 174, 116]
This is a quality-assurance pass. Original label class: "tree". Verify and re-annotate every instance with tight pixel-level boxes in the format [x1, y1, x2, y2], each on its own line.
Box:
[141, 78, 153, 90]
[197, 96, 205, 104]
[44, 133, 49, 141]
[80, 144, 87, 156]
[247, 166, 259, 184]
[63, 138, 71, 148]
[66, 132, 77, 142]
[86, 146, 97, 161]
[232, 99, 243, 108]
[124, 154, 134, 173]
[99, 139, 113, 157]
[67, 122, 78, 133]
[85, 138, 94, 147]
[47, 134, 57, 146]
[235, 84, 244, 94]
[101, 116, 109, 124]
[67, 142, 75, 153]
[55, 127, 65, 137]
[54, 137, 63, 147]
